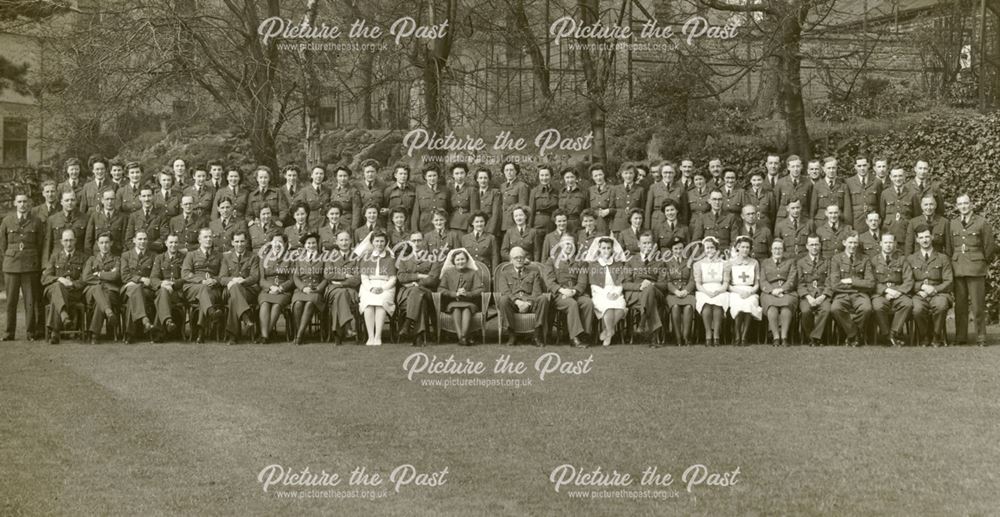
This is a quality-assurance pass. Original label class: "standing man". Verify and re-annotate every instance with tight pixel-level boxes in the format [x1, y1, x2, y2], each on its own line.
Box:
[84, 190, 128, 255]
[496, 247, 550, 346]
[57, 157, 85, 199]
[43, 190, 86, 269]
[815, 205, 850, 260]
[810, 157, 852, 226]
[82, 232, 121, 344]
[904, 195, 950, 255]
[909, 225, 953, 347]
[79, 156, 115, 215]
[32, 181, 59, 222]
[762, 153, 783, 191]
[119, 230, 158, 343]
[775, 155, 812, 224]
[774, 200, 814, 259]
[880, 168, 914, 239]
[41, 229, 87, 344]
[909, 160, 944, 217]
[0, 193, 45, 340]
[209, 198, 248, 253]
[219, 231, 259, 345]
[125, 188, 166, 253]
[166, 196, 206, 253]
[950, 194, 995, 345]
[828, 232, 874, 347]
[692, 190, 736, 250]
[744, 170, 777, 232]
[869, 233, 912, 346]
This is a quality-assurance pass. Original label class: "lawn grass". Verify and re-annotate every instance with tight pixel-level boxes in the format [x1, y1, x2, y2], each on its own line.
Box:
[1, 337, 999, 516]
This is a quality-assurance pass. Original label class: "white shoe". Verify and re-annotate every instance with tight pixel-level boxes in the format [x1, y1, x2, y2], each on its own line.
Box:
[366, 338, 376, 346]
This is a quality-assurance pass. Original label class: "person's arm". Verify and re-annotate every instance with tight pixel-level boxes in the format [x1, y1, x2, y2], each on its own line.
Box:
[760, 261, 776, 293]
[41, 254, 58, 286]
[517, 183, 529, 206]
[218, 254, 234, 285]
[82, 257, 98, 285]
[693, 261, 704, 291]
[528, 188, 538, 228]
[853, 259, 875, 292]
[541, 262, 560, 294]
[181, 252, 198, 283]
[897, 259, 913, 295]
[500, 230, 513, 262]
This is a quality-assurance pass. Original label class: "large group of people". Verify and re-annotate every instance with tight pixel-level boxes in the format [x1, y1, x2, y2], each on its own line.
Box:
[1, 153, 995, 347]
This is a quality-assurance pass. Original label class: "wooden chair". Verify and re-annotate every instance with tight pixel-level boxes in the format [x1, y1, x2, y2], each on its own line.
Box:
[432, 260, 492, 345]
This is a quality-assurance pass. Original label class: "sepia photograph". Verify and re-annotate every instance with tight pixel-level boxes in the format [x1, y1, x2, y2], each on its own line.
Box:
[0, 0, 998, 514]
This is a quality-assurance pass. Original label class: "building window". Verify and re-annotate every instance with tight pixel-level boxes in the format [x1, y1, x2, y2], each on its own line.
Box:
[2, 118, 28, 164]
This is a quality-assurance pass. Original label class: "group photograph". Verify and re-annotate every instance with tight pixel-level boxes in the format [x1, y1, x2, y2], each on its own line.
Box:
[1, 0, 1000, 514]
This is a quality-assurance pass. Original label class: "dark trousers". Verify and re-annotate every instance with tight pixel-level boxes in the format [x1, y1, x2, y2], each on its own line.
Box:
[154, 287, 184, 325]
[84, 285, 120, 335]
[398, 286, 434, 334]
[225, 284, 258, 335]
[626, 287, 664, 334]
[183, 283, 222, 321]
[497, 294, 550, 333]
[123, 284, 154, 324]
[912, 294, 951, 344]
[799, 298, 831, 341]
[4, 271, 39, 338]
[831, 293, 873, 339]
[551, 295, 594, 339]
[954, 276, 986, 342]
[45, 283, 81, 332]
[871, 295, 912, 337]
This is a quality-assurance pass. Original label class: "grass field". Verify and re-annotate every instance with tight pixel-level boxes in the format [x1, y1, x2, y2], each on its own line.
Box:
[2, 326, 1000, 516]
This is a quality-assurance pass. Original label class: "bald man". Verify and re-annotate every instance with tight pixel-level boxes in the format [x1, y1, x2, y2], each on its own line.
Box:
[495, 246, 550, 346]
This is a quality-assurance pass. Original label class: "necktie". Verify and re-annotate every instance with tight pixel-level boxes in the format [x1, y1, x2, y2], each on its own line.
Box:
[963, 217, 970, 227]
[827, 180, 833, 189]
[748, 226, 754, 237]
[896, 187, 901, 196]
[792, 179, 798, 188]
[475, 232, 481, 240]
[924, 252, 929, 261]
[790, 218, 797, 230]
[144, 209, 149, 218]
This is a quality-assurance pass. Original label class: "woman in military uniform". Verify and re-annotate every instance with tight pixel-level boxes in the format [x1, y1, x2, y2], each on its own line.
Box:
[284, 202, 312, 250]
[257, 234, 294, 343]
[290, 232, 327, 345]
[616, 209, 645, 255]
[663, 237, 696, 346]
[412, 167, 451, 234]
[760, 239, 798, 346]
[475, 168, 501, 238]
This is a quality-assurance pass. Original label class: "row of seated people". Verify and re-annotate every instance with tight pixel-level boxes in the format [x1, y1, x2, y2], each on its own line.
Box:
[38, 220, 964, 349]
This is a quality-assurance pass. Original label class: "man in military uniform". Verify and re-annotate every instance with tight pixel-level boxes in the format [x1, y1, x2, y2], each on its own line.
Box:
[183, 167, 215, 219]
[125, 188, 166, 253]
[496, 246, 550, 346]
[880, 168, 914, 239]
[210, 198, 248, 253]
[219, 231, 259, 345]
[909, 225, 954, 347]
[653, 202, 689, 252]
[806, 159, 823, 184]
[119, 230, 157, 343]
[82, 232, 121, 344]
[904, 195, 950, 255]
[775, 155, 811, 224]
[32, 181, 59, 222]
[730, 204, 771, 260]
[356, 160, 386, 222]
[42, 229, 87, 344]
[761, 153, 783, 192]
[540, 211, 572, 261]
[857, 212, 882, 257]
[844, 157, 882, 232]
[395, 232, 442, 347]
[611, 165, 645, 233]
[909, 160, 944, 218]
[623, 232, 666, 341]
[43, 190, 86, 265]
[150, 233, 186, 339]
[950, 194, 996, 345]
[810, 157, 852, 226]
[815, 205, 850, 260]
[828, 232, 875, 347]
[166, 196, 206, 253]
[1, 193, 45, 340]
[541, 234, 593, 348]
[718, 170, 745, 219]
[773, 199, 813, 259]
[576, 210, 606, 254]
[79, 156, 116, 215]
[869, 233, 913, 346]
[84, 190, 128, 255]
[797, 235, 832, 346]
[692, 191, 736, 250]
[182, 228, 224, 342]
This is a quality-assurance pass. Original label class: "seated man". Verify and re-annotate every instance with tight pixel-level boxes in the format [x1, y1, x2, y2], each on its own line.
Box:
[396, 232, 442, 347]
[908, 225, 954, 346]
[120, 230, 158, 343]
[496, 246, 550, 346]
[219, 231, 259, 345]
[150, 233, 186, 339]
[869, 233, 913, 346]
[797, 235, 832, 346]
[181, 228, 223, 342]
[828, 232, 875, 347]
[82, 232, 122, 344]
[541, 234, 594, 348]
[623, 231, 666, 341]
[42, 229, 87, 344]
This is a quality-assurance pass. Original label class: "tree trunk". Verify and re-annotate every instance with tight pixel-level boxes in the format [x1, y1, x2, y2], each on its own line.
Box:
[577, 0, 610, 166]
[754, 56, 781, 118]
[302, 0, 322, 167]
[510, 0, 553, 107]
[780, 15, 811, 159]
[358, 52, 374, 129]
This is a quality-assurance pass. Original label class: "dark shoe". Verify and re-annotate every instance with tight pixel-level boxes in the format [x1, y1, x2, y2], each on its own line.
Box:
[164, 320, 177, 336]
[977, 336, 987, 347]
[847, 337, 860, 348]
[241, 317, 254, 338]
[571, 337, 586, 348]
[227, 333, 237, 346]
[504, 332, 516, 346]
[89, 334, 97, 345]
[533, 332, 544, 347]
[411, 332, 424, 347]
[931, 341, 943, 348]
[889, 335, 901, 347]
[49, 331, 60, 345]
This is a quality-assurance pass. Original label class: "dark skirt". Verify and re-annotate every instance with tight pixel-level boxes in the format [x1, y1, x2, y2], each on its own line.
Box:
[443, 294, 481, 312]
[291, 290, 326, 310]
[666, 294, 696, 307]
[761, 293, 798, 309]
[258, 292, 292, 306]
